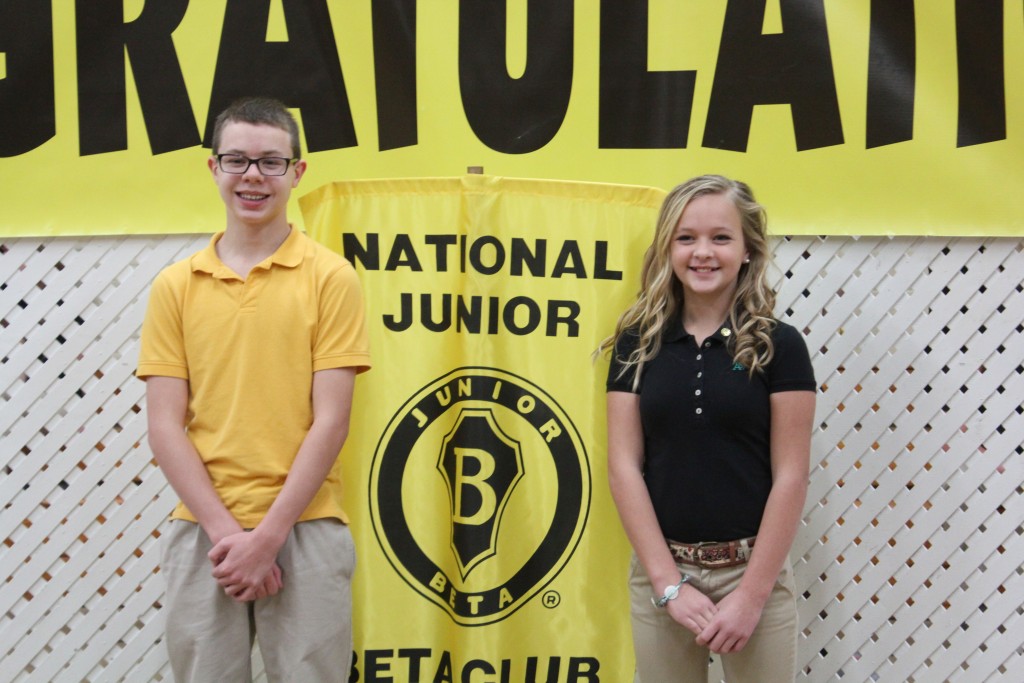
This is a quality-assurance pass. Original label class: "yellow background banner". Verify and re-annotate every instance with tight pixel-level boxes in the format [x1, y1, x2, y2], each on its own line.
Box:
[302, 175, 661, 680]
[2, 1, 1022, 237]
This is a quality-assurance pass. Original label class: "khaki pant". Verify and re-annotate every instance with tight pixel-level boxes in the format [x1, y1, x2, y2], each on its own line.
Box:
[629, 553, 798, 683]
[160, 518, 355, 683]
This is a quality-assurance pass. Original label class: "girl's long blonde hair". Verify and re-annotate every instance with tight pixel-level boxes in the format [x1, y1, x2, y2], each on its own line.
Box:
[597, 175, 777, 390]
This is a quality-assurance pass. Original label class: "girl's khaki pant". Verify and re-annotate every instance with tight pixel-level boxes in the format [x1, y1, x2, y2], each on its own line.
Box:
[629, 553, 798, 683]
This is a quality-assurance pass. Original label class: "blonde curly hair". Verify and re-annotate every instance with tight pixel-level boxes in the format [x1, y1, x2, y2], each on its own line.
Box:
[597, 175, 777, 390]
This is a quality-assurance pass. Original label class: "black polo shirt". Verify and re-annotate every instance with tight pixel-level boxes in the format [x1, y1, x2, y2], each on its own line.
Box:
[607, 317, 816, 543]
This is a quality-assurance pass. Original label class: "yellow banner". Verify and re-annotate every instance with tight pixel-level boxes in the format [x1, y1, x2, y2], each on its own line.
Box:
[2, 1, 1023, 237]
[302, 175, 661, 681]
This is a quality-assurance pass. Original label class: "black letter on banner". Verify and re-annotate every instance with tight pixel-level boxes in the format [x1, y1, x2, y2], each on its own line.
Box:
[568, 656, 601, 681]
[0, 1, 54, 156]
[397, 649, 432, 682]
[598, 0, 694, 148]
[364, 649, 394, 680]
[342, 233, 380, 270]
[866, 0, 915, 149]
[456, 297, 483, 334]
[547, 301, 580, 337]
[422, 294, 452, 332]
[459, 0, 573, 153]
[510, 238, 547, 277]
[703, 0, 843, 151]
[503, 297, 541, 335]
[955, 0, 1005, 146]
[383, 294, 413, 332]
[76, 0, 196, 156]
[385, 234, 423, 271]
[207, 0, 356, 152]
[373, 0, 417, 150]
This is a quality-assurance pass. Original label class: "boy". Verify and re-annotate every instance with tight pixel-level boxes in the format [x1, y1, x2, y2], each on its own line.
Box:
[137, 97, 370, 681]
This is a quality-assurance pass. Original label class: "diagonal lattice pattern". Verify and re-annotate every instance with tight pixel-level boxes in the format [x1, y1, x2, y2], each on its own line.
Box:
[777, 236, 1024, 683]
[1, 234, 1021, 682]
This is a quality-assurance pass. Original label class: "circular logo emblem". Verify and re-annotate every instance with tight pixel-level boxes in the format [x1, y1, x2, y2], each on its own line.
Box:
[369, 367, 591, 625]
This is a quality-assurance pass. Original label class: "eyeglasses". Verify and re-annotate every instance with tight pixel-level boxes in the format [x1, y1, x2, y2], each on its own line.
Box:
[215, 154, 297, 176]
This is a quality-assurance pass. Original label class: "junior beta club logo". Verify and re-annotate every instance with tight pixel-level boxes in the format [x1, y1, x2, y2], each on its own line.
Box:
[370, 367, 591, 625]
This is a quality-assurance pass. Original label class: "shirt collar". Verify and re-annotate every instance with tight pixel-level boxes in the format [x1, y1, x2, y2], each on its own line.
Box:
[663, 315, 735, 344]
[190, 226, 304, 278]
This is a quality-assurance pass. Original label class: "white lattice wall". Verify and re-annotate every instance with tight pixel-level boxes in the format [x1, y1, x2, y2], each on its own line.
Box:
[1, 234, 1021, 683]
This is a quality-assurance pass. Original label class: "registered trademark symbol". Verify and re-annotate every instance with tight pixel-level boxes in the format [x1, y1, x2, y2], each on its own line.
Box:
[542, 591, 561, 608]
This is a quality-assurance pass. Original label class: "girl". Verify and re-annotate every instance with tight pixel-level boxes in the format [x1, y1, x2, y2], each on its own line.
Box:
[600, 175, 816, 682]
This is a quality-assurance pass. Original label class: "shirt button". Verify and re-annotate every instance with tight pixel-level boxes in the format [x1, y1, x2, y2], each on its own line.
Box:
[695, 408, 703, 415]
[696, 354, 702, 361]
[695, 389, 702, 396]
[704, 341, 711, 348]
[697, 372, 703, 378]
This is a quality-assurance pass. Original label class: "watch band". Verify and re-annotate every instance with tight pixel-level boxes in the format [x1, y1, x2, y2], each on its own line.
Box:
[652, 575, 690, 608]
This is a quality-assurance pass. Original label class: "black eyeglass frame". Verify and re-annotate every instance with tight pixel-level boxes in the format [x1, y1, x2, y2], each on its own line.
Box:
[214, 154, 298, 176]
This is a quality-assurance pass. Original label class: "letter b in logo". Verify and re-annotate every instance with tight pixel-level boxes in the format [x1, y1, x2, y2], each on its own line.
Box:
[438, 409, 523, 578]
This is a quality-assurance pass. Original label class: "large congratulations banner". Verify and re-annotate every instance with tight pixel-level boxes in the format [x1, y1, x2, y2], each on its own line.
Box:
[2, 1, 1022, 237]
[301, 175, 661, 681]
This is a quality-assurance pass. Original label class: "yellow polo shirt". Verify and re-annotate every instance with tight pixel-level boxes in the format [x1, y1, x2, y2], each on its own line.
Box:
[138, 228, 370, 526]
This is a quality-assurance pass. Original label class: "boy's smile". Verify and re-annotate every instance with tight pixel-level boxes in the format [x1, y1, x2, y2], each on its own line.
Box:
[209, 122, 305, 230]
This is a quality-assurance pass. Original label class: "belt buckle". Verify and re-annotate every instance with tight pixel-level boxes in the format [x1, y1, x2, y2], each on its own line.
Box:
[694, 540, 729, 567]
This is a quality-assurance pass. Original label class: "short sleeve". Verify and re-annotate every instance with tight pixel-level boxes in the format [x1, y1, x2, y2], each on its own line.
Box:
[606, 329, 641, 393]
[767, 322, 816, 393]
[313, 261, 371, 373]
[136, 267, 189, 380]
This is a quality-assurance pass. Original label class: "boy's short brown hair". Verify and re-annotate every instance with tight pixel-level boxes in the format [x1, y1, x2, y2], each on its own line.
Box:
[211, 97, 301, 159]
